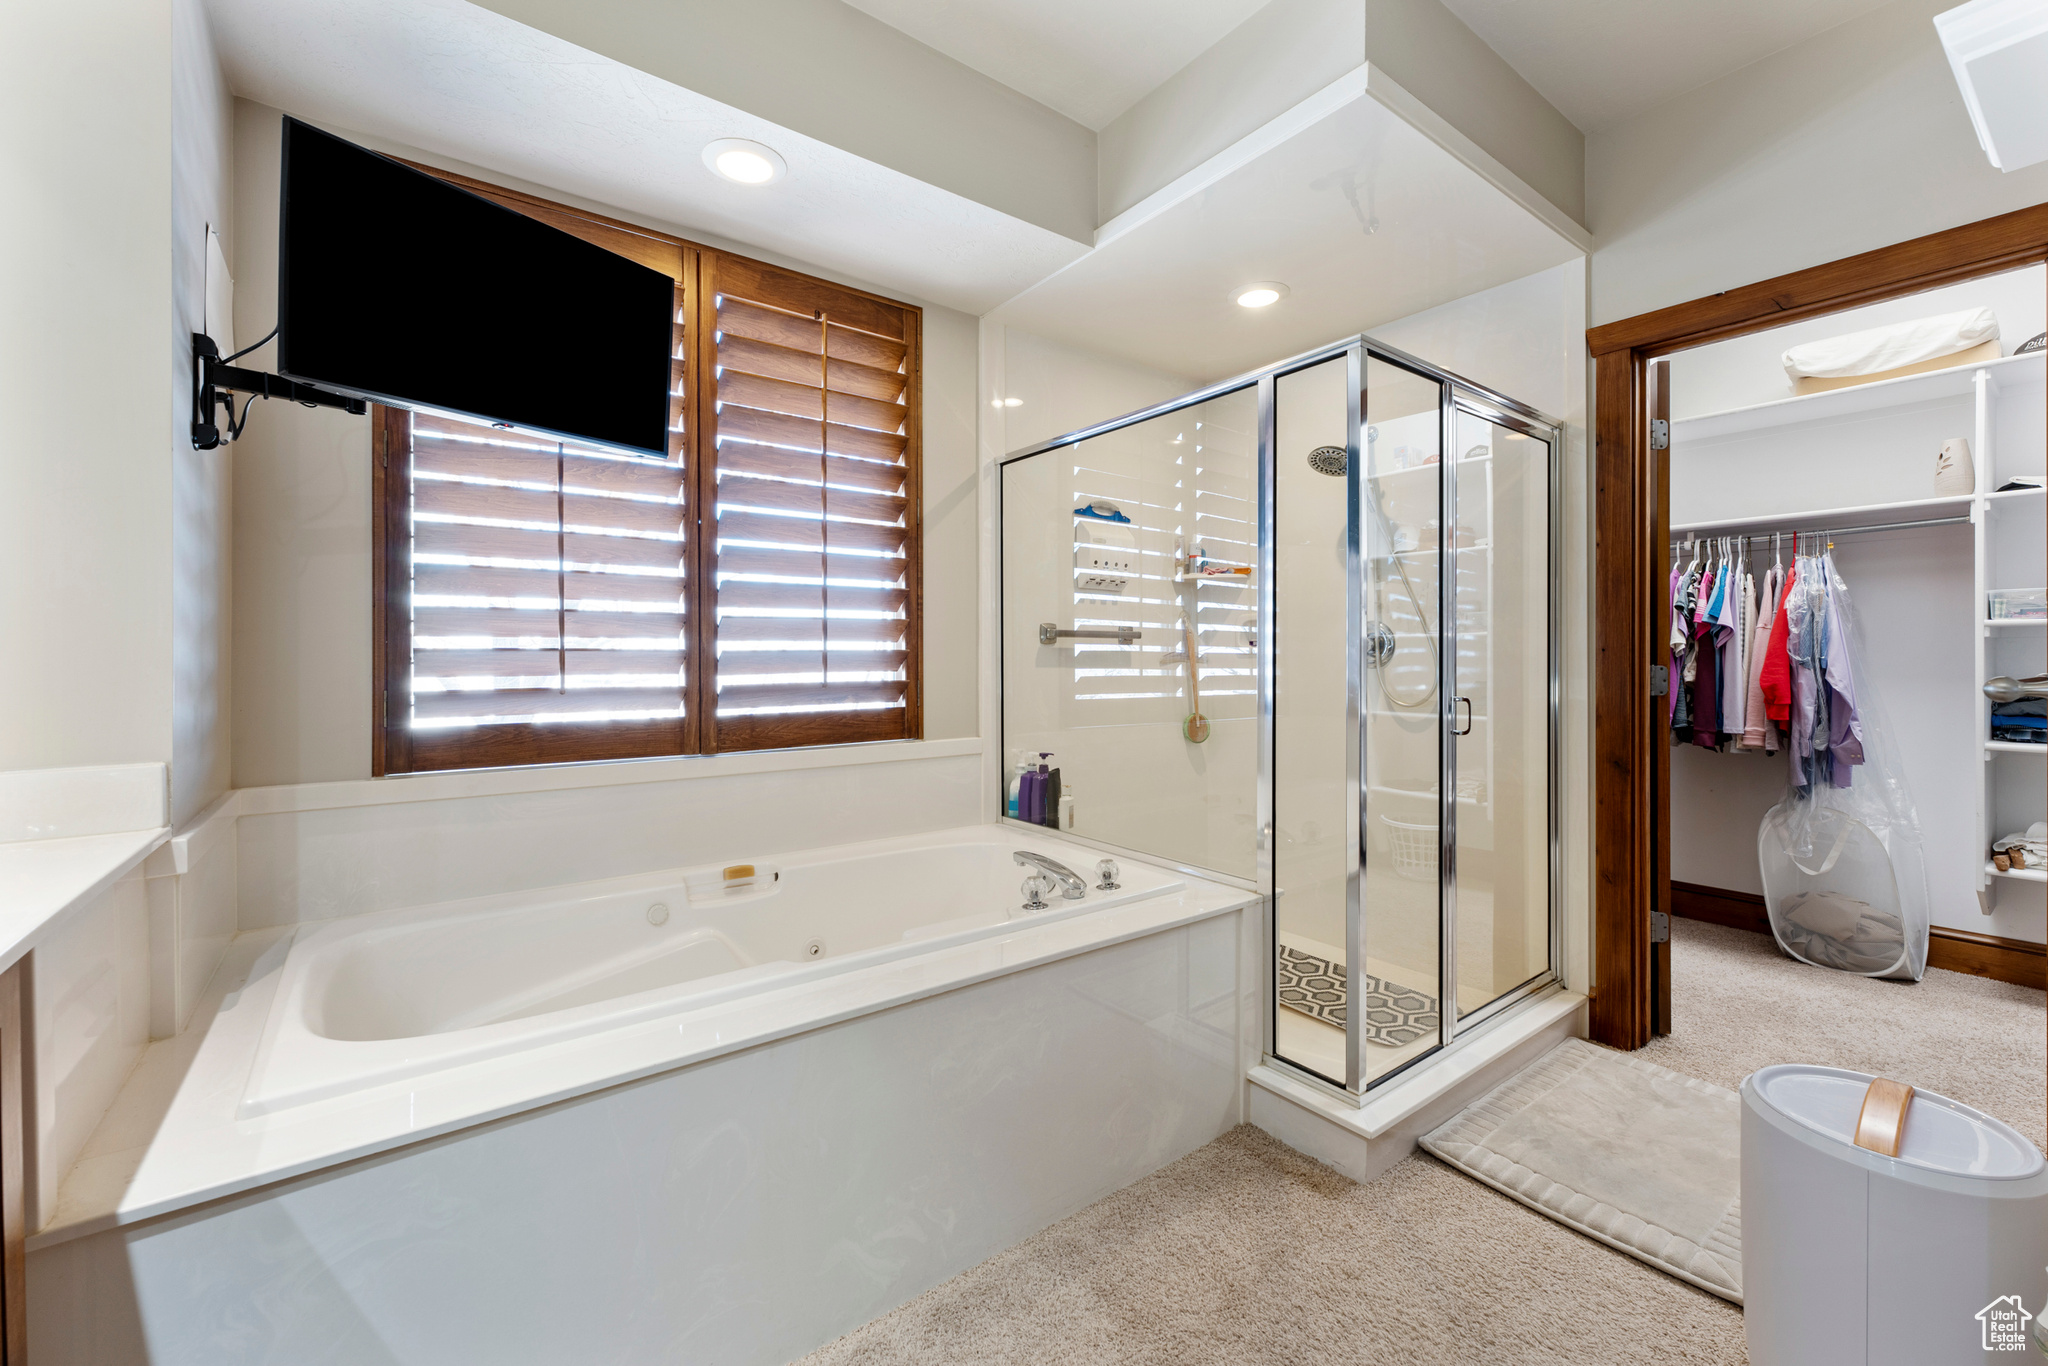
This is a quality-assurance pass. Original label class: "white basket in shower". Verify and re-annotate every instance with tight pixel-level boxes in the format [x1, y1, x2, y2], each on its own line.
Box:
[1379, 815, 1439, 882]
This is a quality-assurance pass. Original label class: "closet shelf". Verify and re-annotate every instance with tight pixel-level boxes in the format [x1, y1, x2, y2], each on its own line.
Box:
[1985, 618, 2047, 628]
[1986, 742, 2045, 755]
[1671, 350, 2043, 441]
[1673, 494, 1972, 537]
[1985, 860, 2048, 884]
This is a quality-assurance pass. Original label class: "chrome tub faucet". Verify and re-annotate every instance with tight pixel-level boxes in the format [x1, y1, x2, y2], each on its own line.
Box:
[1012, 850, 1087, 901]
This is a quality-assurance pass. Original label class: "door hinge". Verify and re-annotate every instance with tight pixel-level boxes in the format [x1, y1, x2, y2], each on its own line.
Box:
[1649, 664, 1669, 697]
[1649, 419, 1670, 450]
[1650, 911, 1670, 944]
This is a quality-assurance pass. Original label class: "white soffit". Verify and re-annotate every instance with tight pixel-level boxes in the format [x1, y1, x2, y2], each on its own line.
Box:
[990, 81, 1582, 382]
[836, 0, 1272, 130]
[1440, 0, 1895, 132]
[204, 0, 1088, 314]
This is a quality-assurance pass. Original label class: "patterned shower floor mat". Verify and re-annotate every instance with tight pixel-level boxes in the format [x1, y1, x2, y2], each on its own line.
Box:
[1276, 945, 1440, 1048]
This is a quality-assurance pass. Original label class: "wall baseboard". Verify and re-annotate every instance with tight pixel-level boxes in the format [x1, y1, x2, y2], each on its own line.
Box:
[1671, 881, 2045, 991]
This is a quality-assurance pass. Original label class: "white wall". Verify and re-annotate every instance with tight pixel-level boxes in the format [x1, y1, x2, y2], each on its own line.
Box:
[1370, 262, 1593, 994]
[171, 0, 236, 827]
[0, 0, 175, 778]
[1586, 0, 2048, 328]
[1363, 0, 1585, 227]
[235, 746, 980, 928]
[228, 100, 980, 787]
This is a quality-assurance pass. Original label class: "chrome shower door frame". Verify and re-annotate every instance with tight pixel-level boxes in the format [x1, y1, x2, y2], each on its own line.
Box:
[995, 333, 1562, 1107]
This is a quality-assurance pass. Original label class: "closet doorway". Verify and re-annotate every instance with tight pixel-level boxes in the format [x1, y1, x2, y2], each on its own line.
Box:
[1589, 205, 2048, 1049]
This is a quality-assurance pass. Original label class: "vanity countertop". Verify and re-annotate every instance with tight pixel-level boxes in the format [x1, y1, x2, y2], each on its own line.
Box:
[0, 826, 169, 976]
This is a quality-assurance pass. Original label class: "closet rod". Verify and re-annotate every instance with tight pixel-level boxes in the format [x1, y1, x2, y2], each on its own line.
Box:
[1674, 514, 1971, 548]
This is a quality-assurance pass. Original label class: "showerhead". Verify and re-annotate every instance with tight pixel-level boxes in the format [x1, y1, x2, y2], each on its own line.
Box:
[1307, 445, 1347, 476]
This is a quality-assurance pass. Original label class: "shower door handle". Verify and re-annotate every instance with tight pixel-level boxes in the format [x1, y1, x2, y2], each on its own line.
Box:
[1452, 696, 1473, 736]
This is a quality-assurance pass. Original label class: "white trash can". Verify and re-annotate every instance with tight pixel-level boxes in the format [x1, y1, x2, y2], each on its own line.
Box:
[1743, 1064, 2048, 1364]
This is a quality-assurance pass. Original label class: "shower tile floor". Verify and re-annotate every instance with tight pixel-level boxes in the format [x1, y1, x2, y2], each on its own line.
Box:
[1274, 930, 1439, 1082]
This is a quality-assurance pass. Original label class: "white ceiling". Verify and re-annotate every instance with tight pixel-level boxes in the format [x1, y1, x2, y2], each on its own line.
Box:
[205, 0, 1088, 314]
[1438, 0, 1897, 132]
[991, 89, 1581, 381]
[843, 0, 1901, 135]
[837, 0, 1273, 130]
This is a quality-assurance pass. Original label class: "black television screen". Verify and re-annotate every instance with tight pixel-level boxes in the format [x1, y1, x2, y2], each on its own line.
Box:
[277, 118, 675, 459]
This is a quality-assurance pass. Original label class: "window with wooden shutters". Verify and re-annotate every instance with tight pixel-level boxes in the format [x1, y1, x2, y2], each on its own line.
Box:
[372, 174, 921, 774]
[698, 253, 921, 753]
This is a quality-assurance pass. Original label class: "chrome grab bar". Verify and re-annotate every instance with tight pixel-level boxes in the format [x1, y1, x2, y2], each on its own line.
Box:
[1040, 622, 1140, 645]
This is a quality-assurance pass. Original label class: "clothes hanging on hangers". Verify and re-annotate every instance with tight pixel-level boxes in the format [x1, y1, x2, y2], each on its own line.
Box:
[1665, 531, 1866, 786]
[1742, 558, 1782, 752]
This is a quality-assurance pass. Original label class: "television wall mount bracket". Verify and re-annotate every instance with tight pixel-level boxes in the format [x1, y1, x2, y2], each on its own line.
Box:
[190, 332, 366, 449]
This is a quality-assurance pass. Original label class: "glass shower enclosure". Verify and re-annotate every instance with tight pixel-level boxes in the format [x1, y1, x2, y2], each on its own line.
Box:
[1000, 336, 1561, 1099]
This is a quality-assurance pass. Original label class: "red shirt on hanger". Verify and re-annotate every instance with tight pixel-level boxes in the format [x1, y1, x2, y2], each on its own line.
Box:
[1758, 565, 1797, 724]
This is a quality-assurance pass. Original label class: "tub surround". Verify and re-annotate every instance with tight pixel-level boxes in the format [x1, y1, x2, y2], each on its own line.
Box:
[32, 827, 1256, 1249]
[32, 903, 1247, 1366]
[236, 737, 984, 928]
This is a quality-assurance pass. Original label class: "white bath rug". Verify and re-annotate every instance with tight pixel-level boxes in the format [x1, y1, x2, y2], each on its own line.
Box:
[1275, 946, 1439, 1047]
[1419, 1037, 1743, 1302]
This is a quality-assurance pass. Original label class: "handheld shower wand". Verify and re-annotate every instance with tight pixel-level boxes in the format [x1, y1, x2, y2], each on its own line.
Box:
[1305, 444, 1438, 708]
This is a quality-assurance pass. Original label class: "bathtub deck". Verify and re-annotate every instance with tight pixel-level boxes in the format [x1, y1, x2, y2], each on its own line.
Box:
[30, 864, 1257, 1249]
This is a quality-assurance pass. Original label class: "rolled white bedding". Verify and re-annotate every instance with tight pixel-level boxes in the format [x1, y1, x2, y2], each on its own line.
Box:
[1782, 306, 1999, 381]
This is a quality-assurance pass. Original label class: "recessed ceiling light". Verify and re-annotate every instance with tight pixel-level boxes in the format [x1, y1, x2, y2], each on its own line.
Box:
[704, 138, 786, 185]
[1235, 282, 1288, 309]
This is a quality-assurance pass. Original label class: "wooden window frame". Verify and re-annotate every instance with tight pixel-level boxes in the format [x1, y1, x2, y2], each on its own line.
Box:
[1585, 203, 2048, 1049]
[371, 168, 923, 775]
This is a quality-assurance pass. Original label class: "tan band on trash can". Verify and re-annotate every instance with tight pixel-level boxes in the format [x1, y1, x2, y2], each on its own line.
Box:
[1853, 1077, 1914, 1156]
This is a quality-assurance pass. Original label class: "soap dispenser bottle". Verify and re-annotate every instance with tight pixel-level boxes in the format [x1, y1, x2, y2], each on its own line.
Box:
[1017, 756, 1041, 826]
[1005, 754, 1032, 819]
[1023, 753, 1052, 825]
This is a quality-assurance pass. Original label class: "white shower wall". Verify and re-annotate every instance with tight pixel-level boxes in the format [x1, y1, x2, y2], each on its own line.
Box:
[987, 256, 1591, 984]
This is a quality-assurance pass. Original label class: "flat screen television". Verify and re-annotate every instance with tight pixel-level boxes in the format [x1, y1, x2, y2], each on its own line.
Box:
[277, 118, 676, 459]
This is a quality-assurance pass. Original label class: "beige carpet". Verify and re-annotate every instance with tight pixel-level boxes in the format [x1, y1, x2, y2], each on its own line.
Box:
[1640, 918, 2045, 1151]
[796, 918, 2043, 1366]
[798, 1125, 1746, 1366]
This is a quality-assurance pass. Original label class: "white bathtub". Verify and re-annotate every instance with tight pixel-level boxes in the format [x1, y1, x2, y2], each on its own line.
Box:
[241, 828, 1188, 1116]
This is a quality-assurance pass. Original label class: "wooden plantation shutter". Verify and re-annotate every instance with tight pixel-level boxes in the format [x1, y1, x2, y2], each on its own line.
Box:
[373, 190, 693, 774]
[698, 252, 921, 752]
[373, 174, 922, 773]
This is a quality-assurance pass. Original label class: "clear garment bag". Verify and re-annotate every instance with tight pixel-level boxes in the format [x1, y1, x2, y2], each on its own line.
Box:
[1757, 551, 1929, 980]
